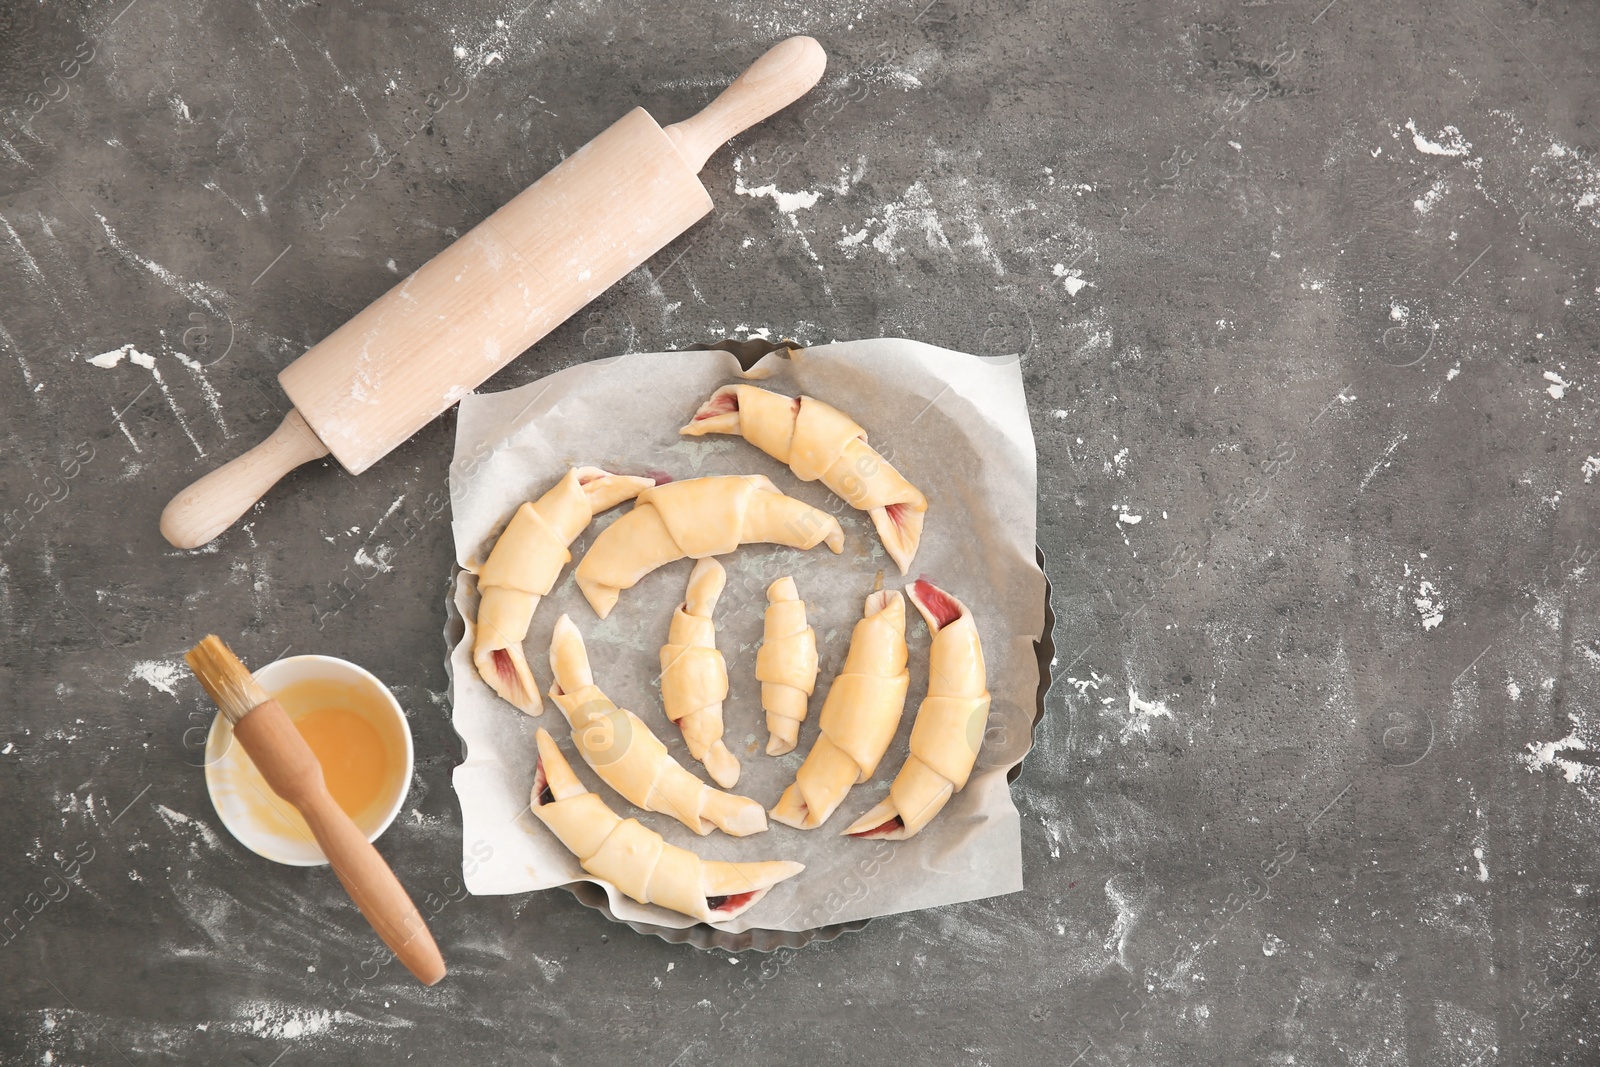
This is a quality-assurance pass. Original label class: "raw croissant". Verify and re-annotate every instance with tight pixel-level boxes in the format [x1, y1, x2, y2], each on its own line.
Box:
[845, 580, 990, 840]
[680, 384, 928, 574]
[530, 729, 803, 923]
[756, 576, 818, 755]
[660, 558, 740, 788]
[547, 615, 766, 837]
[472, 466, 654, 715]
[770, 589, 909, 829]
[574, 474, 843, 619]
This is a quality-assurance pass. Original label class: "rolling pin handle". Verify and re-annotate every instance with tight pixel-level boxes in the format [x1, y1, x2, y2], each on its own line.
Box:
[665, 36, 828, 173]
[159, 408, 331, 549]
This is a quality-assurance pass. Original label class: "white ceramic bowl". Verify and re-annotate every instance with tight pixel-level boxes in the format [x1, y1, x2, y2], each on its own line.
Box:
[204, 655, 414, 866]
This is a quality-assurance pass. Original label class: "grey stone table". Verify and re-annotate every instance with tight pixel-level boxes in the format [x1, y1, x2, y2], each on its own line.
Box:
[2, 1, 1597, 1063]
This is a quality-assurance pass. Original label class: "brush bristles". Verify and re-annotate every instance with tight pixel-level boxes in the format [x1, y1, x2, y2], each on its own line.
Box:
[185, 635, 270, 725]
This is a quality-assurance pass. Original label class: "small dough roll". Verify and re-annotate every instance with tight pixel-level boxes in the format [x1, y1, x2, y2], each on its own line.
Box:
[530, 730, 803, 923]
[660, 558, 739, 788]
[755, 576, 818, 756]
[574, 475, 843, 619]
[681, 385, 928, 573]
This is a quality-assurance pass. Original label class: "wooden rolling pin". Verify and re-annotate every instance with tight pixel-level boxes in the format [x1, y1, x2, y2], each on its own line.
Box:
[161, 37, 828, 548]
[185, 635, 446, 985]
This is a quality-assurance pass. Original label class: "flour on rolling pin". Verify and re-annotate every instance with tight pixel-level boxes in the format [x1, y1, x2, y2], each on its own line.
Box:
[160, 37, 827, 550]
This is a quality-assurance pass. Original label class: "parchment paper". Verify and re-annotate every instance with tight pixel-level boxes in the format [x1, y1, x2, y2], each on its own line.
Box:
[447, 339, 1045, 933]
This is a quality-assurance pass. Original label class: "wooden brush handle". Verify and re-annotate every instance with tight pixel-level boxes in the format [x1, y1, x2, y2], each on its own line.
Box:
[231, 699, 446, 986]
[665, 36, 827, 173]
[160, 408, 331, 549]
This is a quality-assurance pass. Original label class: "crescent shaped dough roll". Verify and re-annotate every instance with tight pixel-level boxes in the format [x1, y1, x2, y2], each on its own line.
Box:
[546, 614, 766, 837]
[845, 580, 991, 840]
[755, 576, 818, 756]
[574, 475, 844, 619]
[770, 589, 909, 829]
[472, 466, 654, 715]
[680, 385, 928, 574]
[530, 730, 803, 923]
[660, 558, 739, 788]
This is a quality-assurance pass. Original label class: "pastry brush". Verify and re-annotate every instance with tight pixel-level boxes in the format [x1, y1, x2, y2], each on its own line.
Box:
[185, 635, 446, 985]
